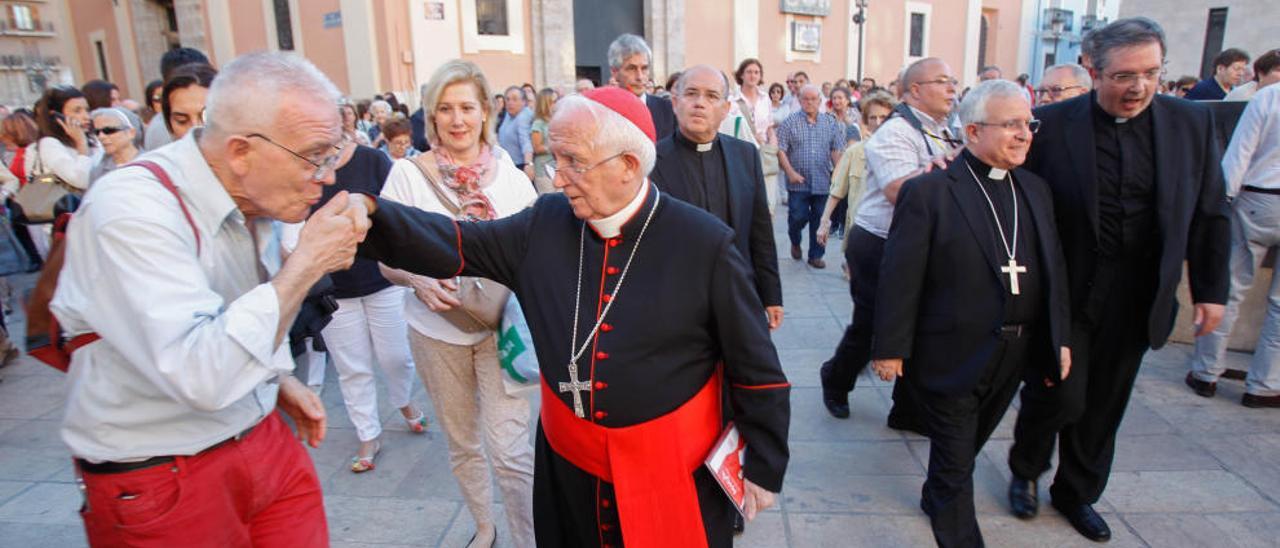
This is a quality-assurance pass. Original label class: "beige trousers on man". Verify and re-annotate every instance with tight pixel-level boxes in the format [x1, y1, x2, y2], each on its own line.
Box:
[408, 330, 536, 547]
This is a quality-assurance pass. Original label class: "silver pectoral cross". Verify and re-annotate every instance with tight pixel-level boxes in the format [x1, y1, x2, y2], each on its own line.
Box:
[558, 363, 592, 418]
[1002, 258, 1027, 295]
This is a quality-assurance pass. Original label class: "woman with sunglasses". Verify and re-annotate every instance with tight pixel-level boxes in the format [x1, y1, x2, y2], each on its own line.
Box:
[88, 107, 139, 185]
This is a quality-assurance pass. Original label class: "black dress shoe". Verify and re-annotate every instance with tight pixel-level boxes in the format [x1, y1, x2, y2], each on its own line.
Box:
[1008, 476, 1038, 519]
[1243, 393, 1280, 408]
[1185, 372, 1216, 398]
[1053, 502, 1111, 542]
[819, 363, 850, 418]
[791, 244, 802, 260]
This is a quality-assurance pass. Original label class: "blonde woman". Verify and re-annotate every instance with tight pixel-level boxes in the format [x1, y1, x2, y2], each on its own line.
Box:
[529, 87, 557, 194]
[817, 90, 897, 257]
[378, 60, 536, 548]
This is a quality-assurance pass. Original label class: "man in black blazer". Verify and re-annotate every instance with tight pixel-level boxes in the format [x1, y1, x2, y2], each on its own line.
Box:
[652, 65, 783, 328]
[607, 33, 676, 140]
[1006, 18, 1230, 542]
[872, 80, 1071, 548]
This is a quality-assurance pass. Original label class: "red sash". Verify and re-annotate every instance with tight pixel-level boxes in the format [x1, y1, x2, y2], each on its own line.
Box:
[540, 374, 722, 548]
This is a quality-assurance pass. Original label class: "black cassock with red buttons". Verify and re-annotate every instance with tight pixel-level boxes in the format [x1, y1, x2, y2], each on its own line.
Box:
[360, 187, 790, 547]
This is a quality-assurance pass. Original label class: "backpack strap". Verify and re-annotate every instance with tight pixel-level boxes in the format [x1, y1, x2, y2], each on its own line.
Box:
[126, 160, 202, 254]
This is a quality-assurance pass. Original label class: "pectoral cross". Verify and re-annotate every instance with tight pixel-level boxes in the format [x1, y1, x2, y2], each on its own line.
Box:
[1002, 258, 1027, 295]
[559, 362, 592, 418]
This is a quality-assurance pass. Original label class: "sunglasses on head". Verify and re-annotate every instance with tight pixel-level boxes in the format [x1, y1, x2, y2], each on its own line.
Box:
[92, 126, 125, 136]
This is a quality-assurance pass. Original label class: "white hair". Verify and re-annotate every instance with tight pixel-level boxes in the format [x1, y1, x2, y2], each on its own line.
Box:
[798, 84, 822, 98]
[957, 80, 1028, 139]
[552, 94, 655, 176]
[90, 107, 134, 130]
[607, 34, 652, 69]
[369, 100, 392, 115]
[203, 51, 341, 138]
[1044, 63, 1093, 90]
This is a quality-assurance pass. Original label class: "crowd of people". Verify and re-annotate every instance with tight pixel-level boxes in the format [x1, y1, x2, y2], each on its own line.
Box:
[0, 13, 1276, 548]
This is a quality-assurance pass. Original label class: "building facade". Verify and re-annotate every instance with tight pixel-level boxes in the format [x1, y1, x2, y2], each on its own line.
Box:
[1119, 0, 1274, 81]
[1020, 0, 1120, 81]
[62, 0, 1044, 109]
[0, 0, 76, 108]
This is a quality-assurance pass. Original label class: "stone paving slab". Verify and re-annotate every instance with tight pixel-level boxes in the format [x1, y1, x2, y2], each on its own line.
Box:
[1, 212, 1279, 547]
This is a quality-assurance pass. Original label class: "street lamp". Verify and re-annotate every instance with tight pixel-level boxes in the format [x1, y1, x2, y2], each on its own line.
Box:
[852, 0, 869, 82]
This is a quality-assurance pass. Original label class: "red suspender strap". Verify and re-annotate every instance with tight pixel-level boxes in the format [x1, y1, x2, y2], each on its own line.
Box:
[126, 160, 202, 254]
[63, 161, 200, 358]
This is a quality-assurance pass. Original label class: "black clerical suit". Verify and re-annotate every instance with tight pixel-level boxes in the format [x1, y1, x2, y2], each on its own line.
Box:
[358, 188, 790, 547]
[874, 152, 1070, 548]
[651, 131, 782, 308]
[1009, 92, 1230, 508]
[646, 93, 677, 141]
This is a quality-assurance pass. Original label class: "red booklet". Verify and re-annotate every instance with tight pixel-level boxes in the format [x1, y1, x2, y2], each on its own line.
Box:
[704, 423, 747, 515]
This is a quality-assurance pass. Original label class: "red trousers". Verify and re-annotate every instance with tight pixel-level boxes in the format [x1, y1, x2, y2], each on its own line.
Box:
[77, 412, 328, 548]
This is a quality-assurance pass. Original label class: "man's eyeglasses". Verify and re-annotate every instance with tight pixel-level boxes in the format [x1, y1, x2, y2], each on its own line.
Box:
[680, 89, 725, 103]
[546, 151, 626, 181]
[918, 77, 960, 88]
[975, 119, 1041, 134]
[1035, 85, 1083, 97]
[1103, 66, 1167, 87]
[246, 133, 349, 180]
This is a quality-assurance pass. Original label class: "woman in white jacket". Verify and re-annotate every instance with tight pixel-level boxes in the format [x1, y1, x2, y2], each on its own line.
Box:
[21, 86, 99, 258]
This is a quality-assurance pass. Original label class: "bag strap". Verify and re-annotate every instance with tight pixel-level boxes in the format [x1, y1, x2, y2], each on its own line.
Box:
[408, 153, 464, 219]
[126, 160, 202, 254]
[736, 96, 760, 141]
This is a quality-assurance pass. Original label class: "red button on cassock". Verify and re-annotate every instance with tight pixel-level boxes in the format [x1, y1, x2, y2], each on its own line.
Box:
[600, 323, 614, 332]
[594, 410, 607, 420]
[601, 498, 612, 508]
[594, 381, 607, 390]
[606, 266, 620, 275]
[602, 294, 612, 303]
[595, 351, 609, 360]
[609, 238, 621, 248]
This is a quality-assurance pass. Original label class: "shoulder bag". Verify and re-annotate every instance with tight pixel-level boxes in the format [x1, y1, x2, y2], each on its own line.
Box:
[407, 154, 510, 333]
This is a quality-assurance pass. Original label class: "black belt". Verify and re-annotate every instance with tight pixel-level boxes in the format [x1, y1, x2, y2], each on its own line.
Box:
[76, 421, 259, 475]
[1243, 185, 1280, 195]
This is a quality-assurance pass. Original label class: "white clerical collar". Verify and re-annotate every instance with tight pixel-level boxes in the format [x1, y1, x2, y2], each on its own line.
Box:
[1115, 116, 1130, 124]
[588, 179, 650, 238]
[988, 167, 1008, 179]
[696, 141, 713, 152]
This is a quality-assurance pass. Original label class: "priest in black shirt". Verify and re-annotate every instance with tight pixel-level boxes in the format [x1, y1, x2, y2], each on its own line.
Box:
[351, 87, 790, 548]
[871, 80, 1071, 548]
[652, 64, 783, 329]
[1006, 18, 1230, 542]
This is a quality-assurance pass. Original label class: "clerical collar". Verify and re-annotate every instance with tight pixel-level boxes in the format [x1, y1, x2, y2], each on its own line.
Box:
[962, 149, 1010, 181]
[675, 130, 717, 153]
[588, 179, 651, 239]
[1091, 91, 1151, 125]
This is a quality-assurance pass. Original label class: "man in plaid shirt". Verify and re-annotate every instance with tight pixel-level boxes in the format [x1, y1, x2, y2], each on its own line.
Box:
[777, 84, 846, 268]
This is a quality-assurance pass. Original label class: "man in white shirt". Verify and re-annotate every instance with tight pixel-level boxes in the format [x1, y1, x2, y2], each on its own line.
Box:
[52, 51, 368, 546]
[819, 57, 961, 425]
[1186, 83, 1280, 408]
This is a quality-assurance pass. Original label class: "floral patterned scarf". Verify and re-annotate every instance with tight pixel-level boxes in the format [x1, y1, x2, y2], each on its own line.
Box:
[433, 145, 499, 221]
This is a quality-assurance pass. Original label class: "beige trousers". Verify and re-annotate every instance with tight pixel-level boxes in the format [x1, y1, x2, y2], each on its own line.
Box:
[408, 329, 536, 547]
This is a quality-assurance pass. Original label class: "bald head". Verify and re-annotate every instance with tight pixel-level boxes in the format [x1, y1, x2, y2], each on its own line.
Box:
[902, 57, 957, 121]
[675, 64, 729, 97]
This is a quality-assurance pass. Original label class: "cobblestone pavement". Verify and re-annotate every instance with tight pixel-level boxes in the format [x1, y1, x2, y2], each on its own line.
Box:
[1, 212, 1277, 547]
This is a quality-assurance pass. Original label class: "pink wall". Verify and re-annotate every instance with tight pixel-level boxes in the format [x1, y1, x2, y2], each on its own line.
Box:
[68, 0, 135, 97]
[757, 0, 856, 87]
[461, 0, 534, 92]
[229, 0, 268, 55]
[986, 0, 1024, 78]
[297, 0, 351, 95]
[682, 1, 734, 79]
